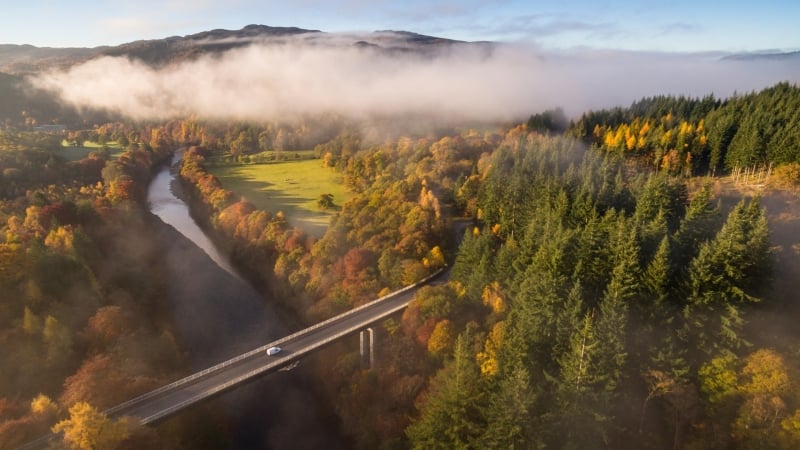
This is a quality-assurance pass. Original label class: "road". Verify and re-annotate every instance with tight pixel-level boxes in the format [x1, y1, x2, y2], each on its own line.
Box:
[17, 268, 445, 449]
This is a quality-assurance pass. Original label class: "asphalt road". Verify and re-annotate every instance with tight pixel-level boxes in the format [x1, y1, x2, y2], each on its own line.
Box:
[106, 268, 446, 424]
[16, 265, 444, 449]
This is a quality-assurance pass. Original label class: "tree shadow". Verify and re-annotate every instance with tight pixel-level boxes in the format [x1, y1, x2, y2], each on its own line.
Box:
[714, 180, 800, 349]
[215, 168, 334, 238]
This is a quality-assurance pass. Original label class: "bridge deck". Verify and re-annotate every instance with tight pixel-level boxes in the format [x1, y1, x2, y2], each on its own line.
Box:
[17, 269, 445, 450]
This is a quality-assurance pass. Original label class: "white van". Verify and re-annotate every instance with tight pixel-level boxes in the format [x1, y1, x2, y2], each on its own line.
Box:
[266, 346, 281, 356]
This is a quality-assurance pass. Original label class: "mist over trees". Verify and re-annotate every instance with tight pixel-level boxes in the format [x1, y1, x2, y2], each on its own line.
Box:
[415, 130, 780, 449]
[165, 80, 800, 448]
[27, 35, 800, 125]
[569, 82, 800, 178]
[1, 31, 799, 448]
[0, 129, 192, 448]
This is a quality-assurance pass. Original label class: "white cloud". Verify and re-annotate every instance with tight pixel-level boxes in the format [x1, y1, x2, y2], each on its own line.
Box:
[29, 39, 800, 124]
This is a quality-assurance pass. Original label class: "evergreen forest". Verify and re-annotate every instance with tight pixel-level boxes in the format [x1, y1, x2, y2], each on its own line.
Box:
[1, 81, 799, 449]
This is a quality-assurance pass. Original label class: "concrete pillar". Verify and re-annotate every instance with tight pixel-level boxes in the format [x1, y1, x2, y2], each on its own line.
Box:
[359, 327, 376, 369]
[360, 329, 366, 360]
[368, 327, 375, 368]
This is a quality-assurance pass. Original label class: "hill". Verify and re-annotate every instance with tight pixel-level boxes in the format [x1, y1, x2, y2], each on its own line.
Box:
[722, 50, 800, 61]
[0, 44, 98, 74]
[0, 24, 484, 74]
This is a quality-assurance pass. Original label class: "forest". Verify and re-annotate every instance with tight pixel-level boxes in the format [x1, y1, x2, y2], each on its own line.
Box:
[568, 82, 800, 180]
[0, 125, 193, 448]
[0, 81, 799, 449]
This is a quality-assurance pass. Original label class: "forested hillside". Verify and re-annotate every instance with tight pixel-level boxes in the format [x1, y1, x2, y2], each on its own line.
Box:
[414, 130, 785, 449]
[569, 82, 800, 180]
[2, 80, 799, 449]
[0, 127, 196, 448]
[159, 83, 800, 449]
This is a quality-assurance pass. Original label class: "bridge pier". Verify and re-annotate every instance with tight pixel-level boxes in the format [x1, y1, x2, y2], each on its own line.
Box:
[359, 327, 375, 369]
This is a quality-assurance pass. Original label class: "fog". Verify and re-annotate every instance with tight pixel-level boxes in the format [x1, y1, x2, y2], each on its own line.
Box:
[29, 37, 800, 123]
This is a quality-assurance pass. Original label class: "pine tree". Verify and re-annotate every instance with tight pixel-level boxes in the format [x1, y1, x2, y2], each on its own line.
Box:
[407, 332, 485, 449]
[688, 198, 769, 305]
[451, 228, 493, 301]
[554, 313, 608, 449]
[674, 183, 720, 268]
[643, 235, 672, 307]
[478, 366, 537, 448]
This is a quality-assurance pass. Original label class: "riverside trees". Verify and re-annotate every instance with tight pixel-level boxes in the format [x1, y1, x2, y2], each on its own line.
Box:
[178, 108, 788, 448]
[17, 81, 789, 448]
[0, 132, 185, 448]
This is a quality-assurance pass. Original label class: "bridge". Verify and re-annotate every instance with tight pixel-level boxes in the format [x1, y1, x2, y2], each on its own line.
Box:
[18, 268, 445, 449]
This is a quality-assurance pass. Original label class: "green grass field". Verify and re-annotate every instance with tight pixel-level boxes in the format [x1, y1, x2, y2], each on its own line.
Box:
[59, 141, 125, 161]
[209, 159, 351, 237]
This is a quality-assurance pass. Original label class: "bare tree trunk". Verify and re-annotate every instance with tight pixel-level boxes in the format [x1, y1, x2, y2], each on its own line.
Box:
[673, 410, 682, 450]
[639, 396, 651, 435]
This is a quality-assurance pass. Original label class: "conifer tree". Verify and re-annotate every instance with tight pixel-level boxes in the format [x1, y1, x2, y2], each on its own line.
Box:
[407, 332, 485, 449]
[643, 235, 672, 307]
[478, 366, 536, 448]
[674, 183, 719, 268]
[555, 313, 609, 449]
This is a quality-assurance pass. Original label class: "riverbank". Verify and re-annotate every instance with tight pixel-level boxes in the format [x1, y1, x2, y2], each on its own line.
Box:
[147, 159, 350, 448]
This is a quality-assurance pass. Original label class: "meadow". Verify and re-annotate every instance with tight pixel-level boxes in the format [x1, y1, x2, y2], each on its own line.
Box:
[209, 158, 350, 237]
[59, 140, 124, 161]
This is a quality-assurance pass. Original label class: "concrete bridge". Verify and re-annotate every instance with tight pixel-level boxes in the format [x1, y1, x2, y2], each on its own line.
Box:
[18, 269, 445, 449]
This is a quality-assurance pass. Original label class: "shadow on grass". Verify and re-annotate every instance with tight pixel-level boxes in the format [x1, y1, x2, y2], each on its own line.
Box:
[214, 168, 335, 238]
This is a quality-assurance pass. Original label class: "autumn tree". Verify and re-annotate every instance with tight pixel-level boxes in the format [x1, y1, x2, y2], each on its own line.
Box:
[733, 349, 792, 447]
[53, 402, 135, 450]
[317, 193, 335, 210]
[406, 332, 485, 449]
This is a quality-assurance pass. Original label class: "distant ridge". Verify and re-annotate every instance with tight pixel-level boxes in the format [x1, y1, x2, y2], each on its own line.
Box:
[0, 44, 99, 74]
[722, 50, 800, 61]
[0, 24, 492, 74]
[99, 25, 321, 66]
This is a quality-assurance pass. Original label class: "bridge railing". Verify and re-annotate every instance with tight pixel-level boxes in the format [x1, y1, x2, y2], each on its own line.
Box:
[137, 277, 434, 424]
[266, 267, 445, 350]
[104, 267, 444, 418]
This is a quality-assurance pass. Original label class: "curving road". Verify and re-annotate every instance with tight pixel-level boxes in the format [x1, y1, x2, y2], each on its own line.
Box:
[18, 268, 446, 449]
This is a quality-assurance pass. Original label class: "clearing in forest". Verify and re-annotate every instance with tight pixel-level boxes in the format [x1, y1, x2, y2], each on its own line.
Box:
[209, 158, 350, 238]
[59, 140, 125, 161]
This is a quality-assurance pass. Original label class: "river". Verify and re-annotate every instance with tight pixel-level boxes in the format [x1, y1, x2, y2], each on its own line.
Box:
[146, 153, 348, 449]
[148, 152, 239, 277]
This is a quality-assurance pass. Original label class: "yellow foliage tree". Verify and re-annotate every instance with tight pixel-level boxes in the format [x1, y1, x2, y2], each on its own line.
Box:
[733, 349, 793, 442]
[639, 120, 651, 137]
[427, 319, 454, 355]
[491, 223, 501, 236]
[52, 402, 134, 450]
[626, 133, 637, 151]
[44, 226, 75, 254]
[477, 321, 505, 378]
[780, 409, 800, 447]
[30, 394, 58, 418]
[22, 306, 42, 335]
[481, 281, 507, 315]
[740, 349, 790, 396]
[424, 246, 446, 270]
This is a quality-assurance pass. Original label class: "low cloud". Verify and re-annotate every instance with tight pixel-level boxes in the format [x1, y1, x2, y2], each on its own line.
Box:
[29, 38, 800, 124]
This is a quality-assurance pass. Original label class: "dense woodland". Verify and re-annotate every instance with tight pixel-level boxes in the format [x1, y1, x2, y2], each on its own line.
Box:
[1, 81, 799, 449]
[0, 125, 194, 448]
[568, 82, 800, 182]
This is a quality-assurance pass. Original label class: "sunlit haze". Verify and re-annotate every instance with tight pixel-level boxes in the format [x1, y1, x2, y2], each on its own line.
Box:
[29, 38, 800, 123]
[2, 0, 799, 52]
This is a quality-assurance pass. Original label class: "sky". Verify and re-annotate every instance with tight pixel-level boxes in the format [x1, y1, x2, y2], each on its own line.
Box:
[2, 0, 799, 52]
